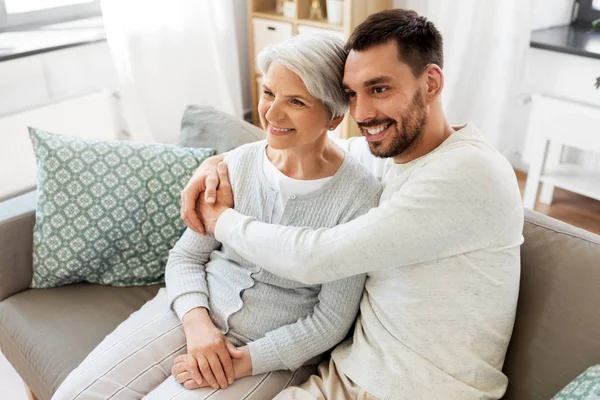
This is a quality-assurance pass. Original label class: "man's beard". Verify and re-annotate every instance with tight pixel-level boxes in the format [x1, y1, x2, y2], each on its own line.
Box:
[360, 90, 427, 159]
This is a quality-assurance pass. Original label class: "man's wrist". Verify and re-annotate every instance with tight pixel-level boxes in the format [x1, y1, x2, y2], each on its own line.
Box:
[214, 208, 247, 242]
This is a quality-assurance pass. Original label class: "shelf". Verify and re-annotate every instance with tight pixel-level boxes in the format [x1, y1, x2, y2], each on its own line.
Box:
[252, 11, 295, 24]
[297, 18, 344, 32]
[252, 11, 344, 32]
[540, 164, 600, 202]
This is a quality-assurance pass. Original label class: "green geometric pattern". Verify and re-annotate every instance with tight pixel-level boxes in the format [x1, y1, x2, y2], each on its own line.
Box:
[28, 127, 215, 288]
[553, 365, 600, 400]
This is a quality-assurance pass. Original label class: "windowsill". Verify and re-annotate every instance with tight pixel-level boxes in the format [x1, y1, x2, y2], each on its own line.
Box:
[530, 23, 600, 60]
[0, 17, 106, 63]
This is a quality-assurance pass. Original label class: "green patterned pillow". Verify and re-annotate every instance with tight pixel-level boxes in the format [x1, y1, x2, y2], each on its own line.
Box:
[28, 127, 215, 288]
[553, 365, 600, 399]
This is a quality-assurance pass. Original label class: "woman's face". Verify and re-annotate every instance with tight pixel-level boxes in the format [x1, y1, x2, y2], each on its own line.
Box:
[259, 62, 333, 150]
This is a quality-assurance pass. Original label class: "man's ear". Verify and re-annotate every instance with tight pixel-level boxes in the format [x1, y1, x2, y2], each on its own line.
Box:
[423, 64, 444, 104]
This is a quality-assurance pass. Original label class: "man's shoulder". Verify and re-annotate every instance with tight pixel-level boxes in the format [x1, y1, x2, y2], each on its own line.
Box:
[415, 138, 523, 223]
[424, 131, 514, 185]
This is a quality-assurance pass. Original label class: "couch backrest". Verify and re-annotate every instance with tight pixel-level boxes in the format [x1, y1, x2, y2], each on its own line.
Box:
[502, 209, 600, 399]
[178, 105, 264, 154]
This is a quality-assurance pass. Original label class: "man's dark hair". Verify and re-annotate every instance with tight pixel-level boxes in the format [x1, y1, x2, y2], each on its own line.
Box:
[345, 9, 444, 77]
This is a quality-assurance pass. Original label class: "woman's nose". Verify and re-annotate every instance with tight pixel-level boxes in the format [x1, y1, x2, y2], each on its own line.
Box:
[265, 100, 286, 124]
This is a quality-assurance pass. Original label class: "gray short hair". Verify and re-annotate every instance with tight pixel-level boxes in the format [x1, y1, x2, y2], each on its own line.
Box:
[257, 33, 349, 119]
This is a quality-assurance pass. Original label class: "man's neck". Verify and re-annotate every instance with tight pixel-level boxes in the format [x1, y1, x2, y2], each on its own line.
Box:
[392, 118, 455, 164]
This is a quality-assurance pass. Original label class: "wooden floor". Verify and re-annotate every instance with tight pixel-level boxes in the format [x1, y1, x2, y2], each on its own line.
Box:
[515, 170, 600, 235]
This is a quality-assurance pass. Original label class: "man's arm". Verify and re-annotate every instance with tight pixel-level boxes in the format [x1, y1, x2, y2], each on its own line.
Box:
[213, 156, 522, 285]
[180, 138, 386, 234]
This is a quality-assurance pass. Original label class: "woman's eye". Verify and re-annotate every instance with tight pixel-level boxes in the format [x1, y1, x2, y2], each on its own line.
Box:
[373, 87, 387, 94]
[291, 99, 305, 106]
[263, 90, 274, 97]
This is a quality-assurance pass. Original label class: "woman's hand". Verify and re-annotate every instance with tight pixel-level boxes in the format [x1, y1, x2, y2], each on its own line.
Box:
[172, 346, 253, 390]
[180, 154, 225, 234]
[181, 307, 239, 389]
[196, 162, 234, 234]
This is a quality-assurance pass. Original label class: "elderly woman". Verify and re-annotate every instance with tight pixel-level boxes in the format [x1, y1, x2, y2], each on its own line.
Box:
[52, 34, 381, 400]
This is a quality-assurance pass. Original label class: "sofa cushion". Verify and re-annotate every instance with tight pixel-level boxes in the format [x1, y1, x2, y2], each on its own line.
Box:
[28, 127, 215, 288]
[502, 209, 600, 400]
[0, 284, 161, 400]
[178, 105, 264, 153]
[552, 365, 600, 399]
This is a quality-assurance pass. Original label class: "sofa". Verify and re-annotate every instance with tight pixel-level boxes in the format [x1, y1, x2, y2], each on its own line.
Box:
[1, 107, 599, 400]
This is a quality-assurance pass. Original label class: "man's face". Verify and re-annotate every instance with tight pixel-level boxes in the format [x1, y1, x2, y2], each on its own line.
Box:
[342, 41, 428, 160]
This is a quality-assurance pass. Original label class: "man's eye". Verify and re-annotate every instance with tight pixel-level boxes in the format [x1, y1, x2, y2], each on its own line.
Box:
[263, 90, 274, 97]
[346, 91, 356, 99]
[373, 87, 387, 94]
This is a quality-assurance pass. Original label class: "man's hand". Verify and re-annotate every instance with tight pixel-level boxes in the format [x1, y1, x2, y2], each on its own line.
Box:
[181, 307, 237, 389]
[172, 345, 253, 390]
[196, 162, 234, 234]
[180, 154, 224, 234]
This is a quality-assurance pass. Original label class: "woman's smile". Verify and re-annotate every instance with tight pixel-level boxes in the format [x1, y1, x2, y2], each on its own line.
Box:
[268, 124, 296, 136]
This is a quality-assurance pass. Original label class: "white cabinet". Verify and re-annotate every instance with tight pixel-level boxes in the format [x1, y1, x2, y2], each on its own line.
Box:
[521, 48, 600, 208]
[252, 18, 293, 68]
[297, 25, 345, 40]
[523, 94, 600, 208]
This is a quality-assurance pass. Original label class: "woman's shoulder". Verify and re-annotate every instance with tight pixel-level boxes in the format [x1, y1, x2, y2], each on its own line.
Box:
[337, 152, 382, 196]
[225, 140, 267, 163]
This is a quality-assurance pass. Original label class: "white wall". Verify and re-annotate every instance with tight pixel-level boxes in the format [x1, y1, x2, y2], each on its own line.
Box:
[394, 0, 573, 29]
[531, 0, 573, 30]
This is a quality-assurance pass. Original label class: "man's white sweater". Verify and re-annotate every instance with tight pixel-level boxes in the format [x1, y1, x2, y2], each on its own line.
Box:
[215, 124, 524, 400]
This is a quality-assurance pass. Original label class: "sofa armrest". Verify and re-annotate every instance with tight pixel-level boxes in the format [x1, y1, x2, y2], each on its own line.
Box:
[0, 191, 36, 301]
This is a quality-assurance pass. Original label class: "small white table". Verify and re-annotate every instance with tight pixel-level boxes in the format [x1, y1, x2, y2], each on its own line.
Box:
[523, 94, 600, 209]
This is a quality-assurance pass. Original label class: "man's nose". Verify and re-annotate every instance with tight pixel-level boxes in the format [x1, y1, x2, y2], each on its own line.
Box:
[351, 95, 377, 124]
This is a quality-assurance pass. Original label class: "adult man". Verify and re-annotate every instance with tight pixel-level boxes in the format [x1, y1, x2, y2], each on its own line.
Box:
[180, 9, 524, 400]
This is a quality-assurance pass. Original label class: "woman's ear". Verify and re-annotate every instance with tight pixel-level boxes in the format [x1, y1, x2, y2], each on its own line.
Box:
[423, 64, 444, 104]
[329, 114, 345, 131]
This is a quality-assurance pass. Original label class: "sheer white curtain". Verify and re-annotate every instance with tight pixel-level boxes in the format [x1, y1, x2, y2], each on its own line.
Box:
[100, 0, 244, 143]
[394, 0, 533, 154]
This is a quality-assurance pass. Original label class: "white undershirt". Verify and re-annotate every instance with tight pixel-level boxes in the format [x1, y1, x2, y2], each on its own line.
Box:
[262, 147, 333, 224]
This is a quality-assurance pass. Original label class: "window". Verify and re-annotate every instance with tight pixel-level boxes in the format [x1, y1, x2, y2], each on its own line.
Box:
[5, 0, 95, 14]
[0, 0, 101, 30]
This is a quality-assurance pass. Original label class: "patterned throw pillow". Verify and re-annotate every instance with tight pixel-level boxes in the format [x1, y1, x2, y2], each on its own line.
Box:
[553, 365, 600, 399]
[28, 127, 215, 288]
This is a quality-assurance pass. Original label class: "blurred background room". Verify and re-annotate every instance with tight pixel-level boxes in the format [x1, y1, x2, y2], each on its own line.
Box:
[1, 0, 600, 397]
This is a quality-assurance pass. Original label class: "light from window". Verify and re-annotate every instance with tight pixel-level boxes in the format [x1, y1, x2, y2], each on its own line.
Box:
[5, 0, 94, 14]
[594, 0, 600, 11]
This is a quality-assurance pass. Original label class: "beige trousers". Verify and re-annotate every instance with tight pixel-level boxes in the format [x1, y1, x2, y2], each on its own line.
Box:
[274, 358, 379, 400]
[52, 289, 314, 400]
